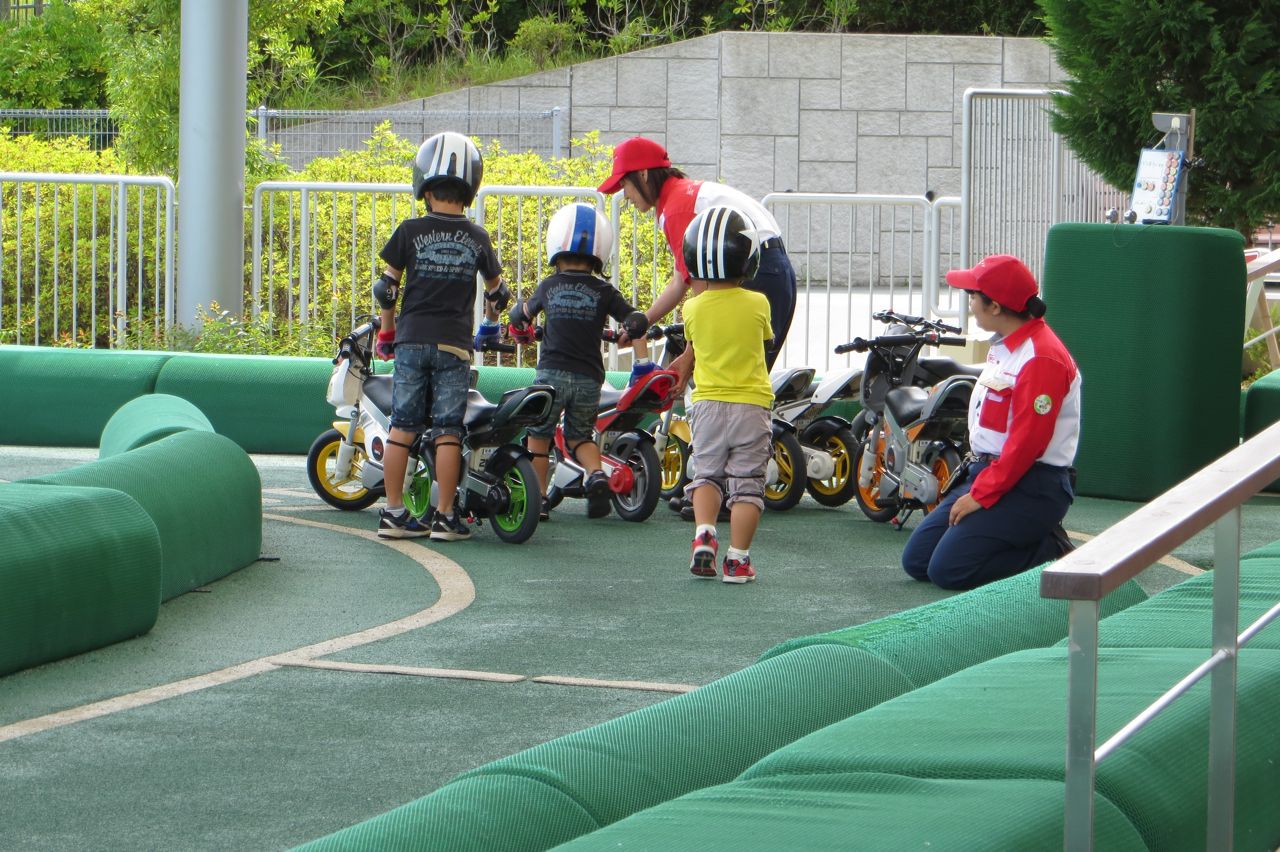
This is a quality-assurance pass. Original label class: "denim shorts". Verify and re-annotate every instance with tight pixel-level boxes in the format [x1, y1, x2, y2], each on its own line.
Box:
[390, 343, 470, 439]
[528, 368, 601, 442]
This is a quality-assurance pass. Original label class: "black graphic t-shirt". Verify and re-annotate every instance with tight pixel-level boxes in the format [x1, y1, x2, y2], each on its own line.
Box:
[380, 213, 502, 350]
[525, 271, 636, 383]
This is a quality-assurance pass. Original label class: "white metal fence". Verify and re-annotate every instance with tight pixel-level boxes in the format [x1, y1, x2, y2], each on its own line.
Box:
[0, 172, 174, 347]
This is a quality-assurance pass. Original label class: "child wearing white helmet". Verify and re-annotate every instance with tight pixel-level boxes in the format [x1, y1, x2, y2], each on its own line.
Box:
[373, 131, 508, 542]
[508, 202, 651, 519]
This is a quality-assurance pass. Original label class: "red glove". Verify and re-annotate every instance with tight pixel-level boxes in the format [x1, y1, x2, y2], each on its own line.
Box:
[508, 322, 536, 346]
[375, 329, 395, 361]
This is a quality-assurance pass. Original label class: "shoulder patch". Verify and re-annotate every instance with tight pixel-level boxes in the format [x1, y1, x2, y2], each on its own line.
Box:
[1033, 394, 1054, 415]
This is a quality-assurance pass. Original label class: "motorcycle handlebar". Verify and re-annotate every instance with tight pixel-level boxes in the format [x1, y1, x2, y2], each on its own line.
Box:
[937, 336, 967, 347]
[833, 338, 868, 354]
[479, 339, 517, 355]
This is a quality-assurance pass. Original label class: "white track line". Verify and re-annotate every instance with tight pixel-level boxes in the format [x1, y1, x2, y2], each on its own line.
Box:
[0, 515, 475, 744]
[277, 658, 527, 683]
[531, 675, 696, 694]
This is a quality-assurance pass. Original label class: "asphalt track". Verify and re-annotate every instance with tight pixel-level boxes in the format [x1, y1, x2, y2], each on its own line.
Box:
[2, 446, 1276, 850]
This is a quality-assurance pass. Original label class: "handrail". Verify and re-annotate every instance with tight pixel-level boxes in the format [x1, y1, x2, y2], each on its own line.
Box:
[1041, 417, 1280, 851]
[1243, 248, 1280, 350]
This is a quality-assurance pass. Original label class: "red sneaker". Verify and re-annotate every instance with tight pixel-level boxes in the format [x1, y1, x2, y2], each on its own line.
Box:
[689, 530, 718, 578]
[721, 556, 756, 584]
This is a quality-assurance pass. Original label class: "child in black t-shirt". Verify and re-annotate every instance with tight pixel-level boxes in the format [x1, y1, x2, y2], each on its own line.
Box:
[373, 131, 509, 542]
[508, 202, 650, 519]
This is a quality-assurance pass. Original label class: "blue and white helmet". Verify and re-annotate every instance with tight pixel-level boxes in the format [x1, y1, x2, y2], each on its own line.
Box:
[682, 205, 761, 282]
[545, 202, 613, 273]
[412, 131, 483, 204]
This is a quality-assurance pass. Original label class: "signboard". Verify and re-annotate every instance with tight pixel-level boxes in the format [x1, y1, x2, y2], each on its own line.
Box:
[1131, 149, 1184, 224]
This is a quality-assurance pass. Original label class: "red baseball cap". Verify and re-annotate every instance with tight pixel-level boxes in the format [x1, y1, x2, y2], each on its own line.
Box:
[597, 136, 672, 195]
[945, 254, 1039, 312]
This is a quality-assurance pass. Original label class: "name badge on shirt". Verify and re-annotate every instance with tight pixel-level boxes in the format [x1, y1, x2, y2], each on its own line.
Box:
[979, 374, 1012, 392]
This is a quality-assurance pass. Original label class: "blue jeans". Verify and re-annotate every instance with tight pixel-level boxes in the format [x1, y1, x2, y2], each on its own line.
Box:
[901, 460, 1074, 590]
[528, 368, 600, 442]
[744, 243, 797, 369]
[390, 343, 470, 440]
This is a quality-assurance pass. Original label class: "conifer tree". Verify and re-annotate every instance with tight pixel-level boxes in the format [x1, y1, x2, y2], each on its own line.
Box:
[1038, 0, 1279, 237]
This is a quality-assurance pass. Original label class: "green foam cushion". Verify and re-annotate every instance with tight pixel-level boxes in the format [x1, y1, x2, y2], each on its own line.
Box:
[454, 644, 913, 833]
[21, 431, 262, 600]
[555, 773, 1147, 852]
[759, 566, 1147, 687]
[1243, 369, 1280, 491]
[155, 354, 336, 454]
[0, 345, 171, 447]
[1042, 224, 1245, 500]
[294, 775, 597, 852]
[0, 483, 161, 676]
[99, 393, 215, 458]
[1062, 559, 1280, 651]
[743, 646, 1280, 852]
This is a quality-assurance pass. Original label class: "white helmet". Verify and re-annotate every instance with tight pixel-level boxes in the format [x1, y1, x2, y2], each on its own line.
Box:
[545, 203, 613, 272]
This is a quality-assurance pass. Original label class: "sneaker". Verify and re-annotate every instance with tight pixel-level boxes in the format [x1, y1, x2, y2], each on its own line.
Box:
[585, 471, 612, 519]
[690, 530, 718, 578]
[677, 496, 731, 524]
[378, 507, 429, 539]
[721, 556, 757, 584]
[429, 511, 472, 541]
[539, 502, 551, 522]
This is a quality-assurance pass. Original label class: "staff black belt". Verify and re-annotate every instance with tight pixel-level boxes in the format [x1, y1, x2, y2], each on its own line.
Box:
[761, 237, 784, 252]
[971, 452, 1072, 474]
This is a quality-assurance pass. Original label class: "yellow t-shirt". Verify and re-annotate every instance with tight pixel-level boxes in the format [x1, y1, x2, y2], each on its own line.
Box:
[684, 287, 774, 408]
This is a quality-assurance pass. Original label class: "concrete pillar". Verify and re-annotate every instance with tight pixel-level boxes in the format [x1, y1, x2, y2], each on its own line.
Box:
[177, 0, 248, 327]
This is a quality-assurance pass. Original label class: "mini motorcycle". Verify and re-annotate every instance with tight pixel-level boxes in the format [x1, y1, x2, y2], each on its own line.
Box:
[307, 316, 556, 543]
[770, 362, 863, 507]
[542, 327, 681, 522]
[835, 310, 981, 527]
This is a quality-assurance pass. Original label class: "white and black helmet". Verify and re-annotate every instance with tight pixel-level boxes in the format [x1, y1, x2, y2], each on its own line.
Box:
[412, 131, 483, 204]
[682, 205, 761, 282]
[545, 202, 613, 273]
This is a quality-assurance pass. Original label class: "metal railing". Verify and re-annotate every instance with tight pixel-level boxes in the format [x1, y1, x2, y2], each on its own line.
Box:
[961, 89, 1127, 277]
[0, 172, 174, 347]
[1040, 418, 1280, 851]
[0, 109, 117, 150]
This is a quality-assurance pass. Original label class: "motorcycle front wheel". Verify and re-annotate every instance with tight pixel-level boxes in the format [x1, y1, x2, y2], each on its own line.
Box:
[306, 429, 380, 511]
[804, 426, 860, 507]
[609, 434, 661, 522]
[489, 455, 542, 544]
[658, 434, 691, 501]
[852, 431, 898, 523]
[763, 431, 806, 512]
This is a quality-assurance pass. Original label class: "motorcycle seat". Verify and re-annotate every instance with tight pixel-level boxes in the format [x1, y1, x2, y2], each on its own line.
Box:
[886, 385, 929, 425]
[464, 389, 499, 428]
[598, 384, 626, 409]
[919, 357, 983, 381]
[365, 375, 394, 415]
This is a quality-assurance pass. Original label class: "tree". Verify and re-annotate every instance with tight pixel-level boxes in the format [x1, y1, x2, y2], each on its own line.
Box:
[0, 0, 108, 110]
[1039, 0, 1280, 237]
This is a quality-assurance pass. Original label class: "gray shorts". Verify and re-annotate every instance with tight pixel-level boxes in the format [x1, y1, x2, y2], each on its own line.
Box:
[686, 399, 772, 512]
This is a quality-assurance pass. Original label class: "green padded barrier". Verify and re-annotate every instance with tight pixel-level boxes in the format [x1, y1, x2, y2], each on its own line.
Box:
[294, 775, 597, 852]
[0, 345, 171, 447]
[743, 647, 1280, 852]
[298, 645, 914, 852]
[1042, 223, 1245, 500]
[1243, 368, 1280, 492]
[554, 773, 1147, 852]
[1055, 559, 1280, 651]
[154, 354, 337, 454]
[98, 393, 215, 459]
[471, 365, 629, 402]
[21, 431, 262, 601]
[758, 565, 1147, 688]
[0, 483, 161, 676]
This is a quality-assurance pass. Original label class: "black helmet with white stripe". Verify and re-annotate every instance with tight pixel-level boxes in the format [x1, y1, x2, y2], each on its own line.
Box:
[412, 132, 483, 204]
[681, 205, 761, 282]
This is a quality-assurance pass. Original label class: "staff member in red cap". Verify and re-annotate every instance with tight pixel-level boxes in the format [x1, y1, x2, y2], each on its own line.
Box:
[598, 136, 797, 374]
[901, 254, 1081, 590]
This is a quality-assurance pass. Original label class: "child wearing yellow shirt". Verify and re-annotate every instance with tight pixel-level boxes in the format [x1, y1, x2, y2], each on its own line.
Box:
[679, 206, 774, 583]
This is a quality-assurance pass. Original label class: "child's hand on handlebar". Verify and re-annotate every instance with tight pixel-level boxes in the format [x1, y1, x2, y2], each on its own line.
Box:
[474, 321, 501, 350]
[375, 329, 396, 361]
[508, 322, 537, 346]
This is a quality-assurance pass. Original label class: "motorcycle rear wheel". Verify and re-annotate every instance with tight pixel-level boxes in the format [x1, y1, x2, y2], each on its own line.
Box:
[852, 432, 898, 523]
[489, 456, 542, 544]
[763, 431, 806, 512]
[924, 447, 964, 515]
[804, 426, 859, 507]
[610, 434, 661, 522]
[306, 429, 380, 511]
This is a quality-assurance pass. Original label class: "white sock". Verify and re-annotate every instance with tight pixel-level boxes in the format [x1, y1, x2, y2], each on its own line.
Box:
[695, 524, 716, 540]
[635, 356, 652, 365]
[727, 547, 749, 561]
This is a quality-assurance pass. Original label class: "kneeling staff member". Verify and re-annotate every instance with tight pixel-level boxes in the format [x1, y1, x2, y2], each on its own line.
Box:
[901, 254, 1081, 590]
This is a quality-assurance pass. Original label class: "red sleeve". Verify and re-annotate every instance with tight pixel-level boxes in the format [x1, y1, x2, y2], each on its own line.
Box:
[969, 355, 1070, 507]
[660, 180, 698, 284]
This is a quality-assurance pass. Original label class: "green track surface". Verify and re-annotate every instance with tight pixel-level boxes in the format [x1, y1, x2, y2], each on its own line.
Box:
[2, 446, 1277, 850]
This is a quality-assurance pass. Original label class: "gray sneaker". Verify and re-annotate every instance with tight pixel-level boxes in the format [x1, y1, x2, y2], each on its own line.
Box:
[430, 511, 472, 541]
